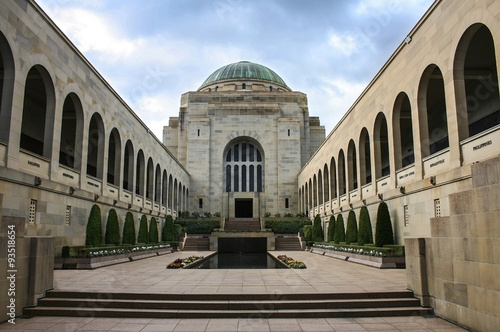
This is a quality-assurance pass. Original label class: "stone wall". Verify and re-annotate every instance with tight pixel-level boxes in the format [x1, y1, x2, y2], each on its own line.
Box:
[405, 155, 500, 331]
[0, 216, 54, 323]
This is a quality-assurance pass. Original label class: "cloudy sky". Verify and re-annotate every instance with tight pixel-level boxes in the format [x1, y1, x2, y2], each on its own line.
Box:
[36, 0, 434, 139]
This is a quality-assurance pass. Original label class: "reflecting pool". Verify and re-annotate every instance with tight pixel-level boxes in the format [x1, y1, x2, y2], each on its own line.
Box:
[193, 252, 286, 269]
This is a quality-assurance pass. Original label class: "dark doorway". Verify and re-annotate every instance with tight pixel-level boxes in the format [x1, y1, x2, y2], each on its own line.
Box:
[235, 199, 253, 218]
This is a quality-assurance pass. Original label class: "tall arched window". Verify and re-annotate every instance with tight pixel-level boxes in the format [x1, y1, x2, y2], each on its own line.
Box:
[86, 113, 105, 179]
[135, 150, 145, 195]
[107, 128, 121, 186]
[393, 93, 414, 169]
[224, 140, 264, 192]
[418, 65, 449, 157]
[146, 158, 154, 200]
[155, 164, 161, 203]
[323, 164, 329, 202]
[162, 170, 168, 207]
[347, 139, 357, 190]
[454, 24, 499, 140]
[59, 93, 83, 169]
[359, 128, 372, 186]
[123, 140, 134, 191]
[330, 157, 337, 199]
[338, 150, 346, 196]
[0, 32, 15, 142]
[374, 113, 390, 178]
[21, 66, 56, 158]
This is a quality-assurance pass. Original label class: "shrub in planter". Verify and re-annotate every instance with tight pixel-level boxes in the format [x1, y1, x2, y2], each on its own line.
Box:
[345, 210, 358, 245]
[312, 214, 324, 242]
[162, 215, 174, 242]
[122, 212, 136, 245]
[105, 208, 120, 246]
[301, 224, 313, 243]
[149, 217, 159, 243]
[173, 224, 185, 242]
[85, 204, 102, 247]
[137, 214, 149, 243]
[358, 206, 373, 246]
[334, 214, 345, 244]
[375, 201, 394, 247]
[327, 215, 335, 242]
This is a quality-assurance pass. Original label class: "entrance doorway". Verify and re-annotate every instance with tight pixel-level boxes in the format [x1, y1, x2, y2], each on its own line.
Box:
[235, 199, 253, 218]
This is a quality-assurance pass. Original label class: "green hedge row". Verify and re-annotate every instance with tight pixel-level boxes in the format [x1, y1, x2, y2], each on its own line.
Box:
[174, 219, 221, 234]
[265, 219, 312, 234]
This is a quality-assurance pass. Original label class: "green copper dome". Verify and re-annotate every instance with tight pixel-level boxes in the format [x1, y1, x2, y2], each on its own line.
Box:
[199, 61, 289, 90]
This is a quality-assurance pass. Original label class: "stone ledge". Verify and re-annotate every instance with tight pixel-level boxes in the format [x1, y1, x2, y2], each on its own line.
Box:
[310, 248, 405, 269]
[54, 247, 175, 270]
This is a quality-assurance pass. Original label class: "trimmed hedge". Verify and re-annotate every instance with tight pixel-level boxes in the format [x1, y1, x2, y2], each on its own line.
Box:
[302, 224, 313, 243]
[85, 204, 102, 247]
[375, 201, 394, 247]
[334, 214, 345, 244]
[345, 210, 358, 245]
[162, 215, 174, 242]
[149, 217, 159, 243]
[358, 206, 373, 246]
[312, 214, 324, 242]
[327, 215, 335, 242]
[174, 219, 220, 234]
[122, 212, 136, 245]
[137, 214, 149, 243]
[265, 219, 312, 234]
[173, 224, 185, 242]
[105, 208, 120, 246]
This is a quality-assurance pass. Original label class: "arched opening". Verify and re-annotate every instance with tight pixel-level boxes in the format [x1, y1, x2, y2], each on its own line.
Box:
[313, 175, 318, 207]
[173, 179, 178, 211]
[0, 32, 15, 142]
[224, 139, 264, 193]
[146, 157, 154, 200]
[338, 150, 346, 196]
[418, 65, 449, 157]
[454, 24, 499, 140]
[162, 170, 168, 207]
[330, 157, 337, 199]
[135, 150, 145, 196]
[59, 93, 84, 169]
[155, 164, 161, 203]
[123, 140, 134, 191]
[20, 65, 56, 158]
[308, 179, 313, 213]
[107, 128, 121, 186]
[393, 92, 414, 169]
[168, 174, 173, 209]
[374, 113, 390, 178]
[86, 113, 105, 179]
[347, 139, 357, 190]
[323, 164, 329, 202]
[359, 128, 372, 186]
[304, 183, 309, 212]
[318, 170, 323, 206]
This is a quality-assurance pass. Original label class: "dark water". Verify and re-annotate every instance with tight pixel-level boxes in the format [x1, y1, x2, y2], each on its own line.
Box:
[194, 252, 286, 269]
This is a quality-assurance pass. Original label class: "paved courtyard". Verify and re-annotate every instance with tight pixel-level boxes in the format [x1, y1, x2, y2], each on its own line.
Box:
[0, 251, 467, 331]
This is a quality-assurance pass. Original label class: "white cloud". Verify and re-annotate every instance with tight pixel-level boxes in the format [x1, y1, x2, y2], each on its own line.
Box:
[328, 32, 361, 56]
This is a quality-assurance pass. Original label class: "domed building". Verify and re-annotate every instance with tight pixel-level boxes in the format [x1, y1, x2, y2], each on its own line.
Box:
[163, 61, 325, 218]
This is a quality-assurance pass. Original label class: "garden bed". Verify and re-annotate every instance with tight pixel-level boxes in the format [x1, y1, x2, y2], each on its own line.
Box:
[55, 244, 174, 269]
[310, 243, 405, 269]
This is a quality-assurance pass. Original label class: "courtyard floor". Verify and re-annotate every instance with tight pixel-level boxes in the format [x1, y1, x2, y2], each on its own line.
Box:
[1, 251, 467, 331]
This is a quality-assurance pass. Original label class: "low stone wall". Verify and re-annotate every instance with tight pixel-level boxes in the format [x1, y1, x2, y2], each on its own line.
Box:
[405, 156, 500, 331]
[310, 247, 404, 269]
[54, 246, 174, 269]
[1, 216, 54, 324]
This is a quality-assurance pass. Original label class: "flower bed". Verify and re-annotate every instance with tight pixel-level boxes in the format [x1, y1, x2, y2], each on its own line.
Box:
[277, 255, 307, 269]
[166, 256, 204, 269]
[311, 243, 405, 269]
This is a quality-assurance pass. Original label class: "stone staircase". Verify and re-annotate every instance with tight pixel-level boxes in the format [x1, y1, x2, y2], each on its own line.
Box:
[24, 290, 432, 318]
[224, 218, 261, 231]
[275, 236, 303, 250]
[183, 236, 210, 251]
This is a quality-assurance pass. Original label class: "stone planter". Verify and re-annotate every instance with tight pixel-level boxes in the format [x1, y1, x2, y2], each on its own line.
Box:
[55, 246, 174, 269]
[310, 247, 405, 269]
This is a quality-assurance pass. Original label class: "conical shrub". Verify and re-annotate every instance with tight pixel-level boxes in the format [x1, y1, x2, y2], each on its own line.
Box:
[85, 204, 102, 247]
[375, 201, 394, 247]
[334, 214, 345, 244]
[358, 206, 373, 246]
[104, 208, 120, 246]
[162, 215, 174, 242]
[327, 215, 335, 242]
[312, 214, 324, 242]
[345, 210, 358, 245]
[122, 212, 136, 245]
[149, 217, 159, 243]
[137, 214, 149, 243]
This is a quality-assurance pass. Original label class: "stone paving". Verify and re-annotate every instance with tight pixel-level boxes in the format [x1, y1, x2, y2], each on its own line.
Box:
[0, 251, 467, 331]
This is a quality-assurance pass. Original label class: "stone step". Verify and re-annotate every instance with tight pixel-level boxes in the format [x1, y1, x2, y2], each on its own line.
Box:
[24, 290, 432, 319]
[183, 237, 210, 251]
[275, 237, 303, 250]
